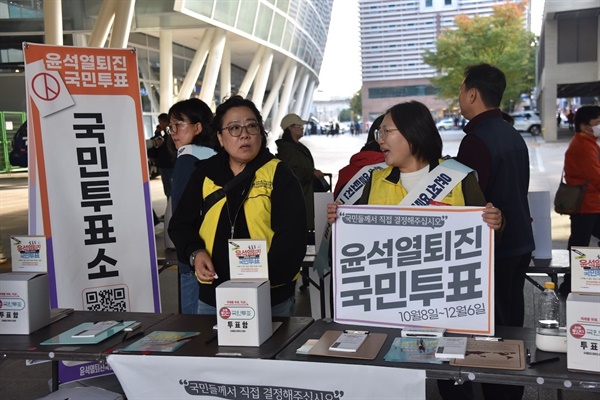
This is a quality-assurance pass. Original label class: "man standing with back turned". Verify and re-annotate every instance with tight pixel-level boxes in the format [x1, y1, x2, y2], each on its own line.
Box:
[452, 63, 535, 400]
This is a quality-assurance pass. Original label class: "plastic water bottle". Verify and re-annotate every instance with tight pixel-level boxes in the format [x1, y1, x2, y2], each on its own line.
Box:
[537, 282, 559, 333]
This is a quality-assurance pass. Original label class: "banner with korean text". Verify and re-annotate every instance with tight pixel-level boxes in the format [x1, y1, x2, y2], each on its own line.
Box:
[23, 43, 160, 313]
[333, 205, 494, 335]
[108, 355, 425, 399]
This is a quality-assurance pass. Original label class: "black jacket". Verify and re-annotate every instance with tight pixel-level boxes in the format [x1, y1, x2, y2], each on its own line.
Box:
[457, 109, 534, 258]
[168, 148, 308, 307]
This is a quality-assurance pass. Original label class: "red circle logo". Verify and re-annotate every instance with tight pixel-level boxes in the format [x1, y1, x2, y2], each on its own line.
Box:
[219, 307, 231, 319]
[570, 324, 586, 338]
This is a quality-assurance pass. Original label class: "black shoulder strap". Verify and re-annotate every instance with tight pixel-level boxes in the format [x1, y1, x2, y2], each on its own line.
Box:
[202, 156, 272, 216]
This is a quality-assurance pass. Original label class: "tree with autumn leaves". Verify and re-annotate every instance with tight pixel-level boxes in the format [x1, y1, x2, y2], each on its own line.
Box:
[422, 1, 537, 111]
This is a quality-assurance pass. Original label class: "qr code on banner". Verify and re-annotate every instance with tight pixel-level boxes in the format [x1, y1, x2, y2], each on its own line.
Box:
[83, 285, 129, 311]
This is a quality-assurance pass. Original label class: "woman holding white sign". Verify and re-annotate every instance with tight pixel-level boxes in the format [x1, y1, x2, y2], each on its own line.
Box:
[326, 101, 503, 229]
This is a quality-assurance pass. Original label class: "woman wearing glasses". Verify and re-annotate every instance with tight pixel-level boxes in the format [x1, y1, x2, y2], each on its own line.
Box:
[167, 98, 217, 314]
[327, 101, 503, 229]
[169, 95, 307, 316]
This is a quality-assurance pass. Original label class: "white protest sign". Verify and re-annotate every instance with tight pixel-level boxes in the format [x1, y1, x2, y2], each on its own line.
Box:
[333, 205, 494, 335]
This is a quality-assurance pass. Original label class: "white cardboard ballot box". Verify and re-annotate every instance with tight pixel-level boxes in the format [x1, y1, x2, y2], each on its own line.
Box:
[570, 247, 600, 294]
[216, 279, 272, 346]
[566, 293, 600, 373]
[0, 272, 50, 334]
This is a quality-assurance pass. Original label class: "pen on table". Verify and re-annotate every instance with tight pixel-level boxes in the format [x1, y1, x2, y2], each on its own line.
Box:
[528, 356, 560, 368]
[526, 348, 531, 364]
[175, 333, 201, 343]
[475, 336, 503, 342]
[418, 338, 425, 353]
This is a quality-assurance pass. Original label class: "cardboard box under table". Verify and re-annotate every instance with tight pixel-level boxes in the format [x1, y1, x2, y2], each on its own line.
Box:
[0, 272, 50, 335]
[216, 279, 272, 346]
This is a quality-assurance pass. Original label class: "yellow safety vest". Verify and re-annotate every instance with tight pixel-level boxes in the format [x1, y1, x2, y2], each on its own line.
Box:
[368, 161, 466, 206]
[200, 158, 279, 255]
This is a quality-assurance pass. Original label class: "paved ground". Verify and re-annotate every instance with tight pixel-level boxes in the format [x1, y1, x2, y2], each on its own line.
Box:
[1, 128, 596, 399]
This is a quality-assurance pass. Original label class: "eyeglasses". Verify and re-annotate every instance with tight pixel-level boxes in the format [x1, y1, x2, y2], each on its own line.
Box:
[221, 123, 261, 137]
[374, 127, 399, 141]
[168, 121, 195, 133]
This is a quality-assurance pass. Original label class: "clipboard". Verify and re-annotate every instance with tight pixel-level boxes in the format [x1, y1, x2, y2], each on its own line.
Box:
[308, 330, 387, 360]
[450, 338, 526, 370]
[40, 321, 137, 345]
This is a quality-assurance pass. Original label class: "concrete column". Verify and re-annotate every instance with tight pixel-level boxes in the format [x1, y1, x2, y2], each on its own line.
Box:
[541, 18, 559, 141]
[274, 61, 298, 135]
[289, 69, 302, 112]
[252, 48, 274, 110]
[262, 58, 292, 121]
[292, 72, 309, 115]
[88, 0, 116, 47]
[43, 0, 63, 45]
[177, 29, 215, 101]
[219, 42, 231, 102]
[238, 46, 266, 98]
[200, 29, 227, 107]
[302, 79, 317, 118]
[72, 33, 88, 47]
[160, 30, 173, 113]
[109, 0, 135, 48]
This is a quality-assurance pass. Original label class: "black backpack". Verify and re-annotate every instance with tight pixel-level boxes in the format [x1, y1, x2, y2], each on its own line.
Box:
[9, 121, 28, 168]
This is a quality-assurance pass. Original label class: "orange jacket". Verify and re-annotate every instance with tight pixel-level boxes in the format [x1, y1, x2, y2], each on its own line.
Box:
[564, 133, 600, 213]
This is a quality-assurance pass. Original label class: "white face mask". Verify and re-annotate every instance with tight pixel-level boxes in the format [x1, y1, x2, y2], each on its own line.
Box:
[593, 124, 600, 138]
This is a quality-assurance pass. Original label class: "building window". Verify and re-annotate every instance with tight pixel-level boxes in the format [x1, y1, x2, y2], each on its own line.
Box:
[445, 0, 452, 5]
[368, 85, 438, 99]
[425, 0, 432, 7]
[557, 16, 598, 64]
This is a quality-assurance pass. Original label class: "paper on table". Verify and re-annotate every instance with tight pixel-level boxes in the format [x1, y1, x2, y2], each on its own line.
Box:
[120, 331, 200, 353]
[40, 321, 137, 345]
[384, 337, 442, 364]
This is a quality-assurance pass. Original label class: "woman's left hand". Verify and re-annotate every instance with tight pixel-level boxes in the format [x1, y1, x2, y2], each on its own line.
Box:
[482, 202, 503, 231]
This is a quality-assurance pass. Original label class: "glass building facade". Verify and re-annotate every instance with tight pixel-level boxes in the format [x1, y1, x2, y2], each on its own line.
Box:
[0, 0, 333, 136]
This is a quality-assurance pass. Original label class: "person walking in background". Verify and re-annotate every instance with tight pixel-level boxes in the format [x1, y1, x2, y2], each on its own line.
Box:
[167, 98, 217, 314]
[169, 96, 307, 317]
[151, 113, 176, 201]
[276, 113, 325, 244]
[444, 63, 534, 400]
[567, 109, 576, 131]
[333, 114, 386, 203]
[558, 105, 600, 296]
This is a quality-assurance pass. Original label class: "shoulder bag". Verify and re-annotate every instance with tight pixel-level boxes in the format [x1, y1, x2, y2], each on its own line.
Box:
[554, 171, 588, 215]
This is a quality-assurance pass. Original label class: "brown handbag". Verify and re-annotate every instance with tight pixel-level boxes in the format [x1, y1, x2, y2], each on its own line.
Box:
[554, 171, 588, 215]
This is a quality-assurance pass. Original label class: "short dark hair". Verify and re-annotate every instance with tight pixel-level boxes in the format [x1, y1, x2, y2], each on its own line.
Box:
[168, 98, 216, 148]
[385, 101, 442, 164]
[157, 113, 169, 123]
[574, 105, 600, 132]
[213, 95, 268, 149]
[463, 63, 506, 108]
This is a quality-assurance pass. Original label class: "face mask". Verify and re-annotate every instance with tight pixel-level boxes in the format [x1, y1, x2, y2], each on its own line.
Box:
[592, 124, 600, 138]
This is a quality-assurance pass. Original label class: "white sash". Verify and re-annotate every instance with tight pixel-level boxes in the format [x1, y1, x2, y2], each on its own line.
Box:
[336, 162, 387, 204]
[398, 159, 473, 206]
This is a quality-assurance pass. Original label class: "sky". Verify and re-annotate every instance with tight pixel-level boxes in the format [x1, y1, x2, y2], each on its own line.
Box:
[315, 0, 545, 100]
